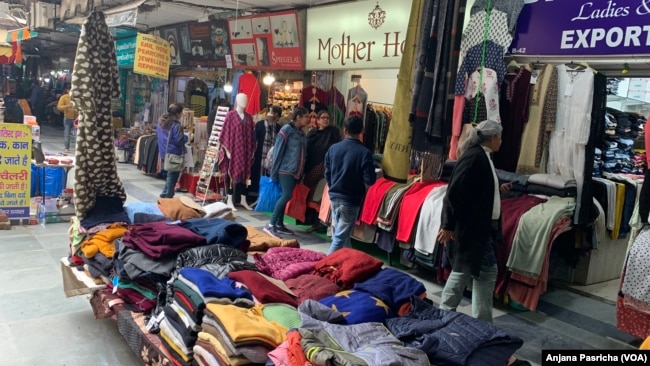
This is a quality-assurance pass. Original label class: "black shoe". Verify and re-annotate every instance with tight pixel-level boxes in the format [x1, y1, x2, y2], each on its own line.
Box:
[276, 225, 294, 235]
[263, 224, 283, 239]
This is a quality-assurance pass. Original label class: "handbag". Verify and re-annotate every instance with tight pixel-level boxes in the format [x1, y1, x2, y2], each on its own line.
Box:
[285, 182, 310, 222]
[163, 123, 184, 172]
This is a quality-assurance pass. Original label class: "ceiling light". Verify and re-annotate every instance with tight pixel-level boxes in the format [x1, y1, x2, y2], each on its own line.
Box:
[263, 74, 275, 86]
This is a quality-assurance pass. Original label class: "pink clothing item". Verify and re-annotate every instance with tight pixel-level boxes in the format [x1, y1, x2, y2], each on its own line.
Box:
[465, 68, 501, 124]
[360, 178, 397, 225]
[507, 216, 572, 310]
[268, 340, 291, 366]
[646, 119, 650, 156]
[395, 181, 445, 242]
[254, 247, 326, 281]
[449, 95, 466, 160]
[318, 184, 331, 224]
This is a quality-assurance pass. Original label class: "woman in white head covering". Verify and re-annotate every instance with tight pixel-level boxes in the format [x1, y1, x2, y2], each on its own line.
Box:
[437, 120, 511, 323]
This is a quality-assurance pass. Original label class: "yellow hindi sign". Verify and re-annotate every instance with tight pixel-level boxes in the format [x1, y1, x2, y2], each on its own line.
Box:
[133, 33, 171, 80]
[0, 123, 32, 219]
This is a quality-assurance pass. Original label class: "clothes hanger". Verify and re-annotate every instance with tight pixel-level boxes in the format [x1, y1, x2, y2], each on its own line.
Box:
[507, 59, 520, 75]
[530, 60, 546, 70]
[565, 60, 586, 72]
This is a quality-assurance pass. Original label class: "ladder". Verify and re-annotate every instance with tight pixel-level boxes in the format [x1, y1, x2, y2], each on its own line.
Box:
[195, 106, 229, 204]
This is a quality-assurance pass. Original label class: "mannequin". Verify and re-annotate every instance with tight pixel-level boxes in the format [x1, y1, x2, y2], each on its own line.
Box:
[235, 93, 247, 120]
[218, 93, 256, 211]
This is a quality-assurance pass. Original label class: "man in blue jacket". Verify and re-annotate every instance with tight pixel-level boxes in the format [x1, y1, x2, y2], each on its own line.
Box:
[324, 115, 376, 254]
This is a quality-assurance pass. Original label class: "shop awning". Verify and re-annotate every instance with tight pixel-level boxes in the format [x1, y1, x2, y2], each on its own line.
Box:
[0, 29, 17, 65]
[4, 27, 37, 42]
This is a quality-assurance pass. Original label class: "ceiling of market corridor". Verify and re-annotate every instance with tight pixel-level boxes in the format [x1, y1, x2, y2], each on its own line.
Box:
[3, 0, 354, 54]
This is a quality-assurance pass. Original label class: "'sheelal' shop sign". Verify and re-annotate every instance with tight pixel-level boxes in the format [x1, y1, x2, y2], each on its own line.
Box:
[510, 0, 650, 56]
[133, 33, 170, 80]
[306, 0, 413, 69]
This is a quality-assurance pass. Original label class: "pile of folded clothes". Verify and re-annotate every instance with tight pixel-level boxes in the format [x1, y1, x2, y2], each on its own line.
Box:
[598, 108, 645, 175]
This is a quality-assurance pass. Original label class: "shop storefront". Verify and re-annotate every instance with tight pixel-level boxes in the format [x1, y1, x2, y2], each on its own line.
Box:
[304, 0, 411, 156]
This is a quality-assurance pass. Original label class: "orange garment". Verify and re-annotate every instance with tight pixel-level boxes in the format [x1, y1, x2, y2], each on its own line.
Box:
[286, 330, 311, 366]
[80, 224, 127, 258]
[157, 198, 204, 220]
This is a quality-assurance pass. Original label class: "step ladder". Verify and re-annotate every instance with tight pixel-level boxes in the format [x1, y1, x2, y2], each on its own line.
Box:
[195, 106, 229, 204]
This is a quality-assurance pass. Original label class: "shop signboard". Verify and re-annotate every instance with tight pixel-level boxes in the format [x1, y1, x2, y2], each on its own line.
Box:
[115, 37, 136, 68]
[0, 123, 31, 219]
[158, 26, 182, 66]
[133, 33, 170, 80]
[227, 10, 303, 70]
[510, 0, 650, 56]
[305, 0, 412, 70]
[182, 19, 231, 69]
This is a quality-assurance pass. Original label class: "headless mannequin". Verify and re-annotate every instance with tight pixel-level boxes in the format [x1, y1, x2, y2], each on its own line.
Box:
[226, 93, 254, 211]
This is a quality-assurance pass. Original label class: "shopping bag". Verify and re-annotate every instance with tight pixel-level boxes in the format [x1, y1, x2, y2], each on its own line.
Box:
[255, 176, 282, 212]
[285, 182, 310, 222]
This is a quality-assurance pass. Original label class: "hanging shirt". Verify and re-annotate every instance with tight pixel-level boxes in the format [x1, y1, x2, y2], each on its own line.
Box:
[460, 9, 512, 59]
[237, 72, 261, 116]
[471, 0, 525, 32]
[230, 69, 244, 106]
[346, 86, 368, 118]
[455, 41, 507, 95]
[493, 68, 532, 172]
[465, 68, 501, 124]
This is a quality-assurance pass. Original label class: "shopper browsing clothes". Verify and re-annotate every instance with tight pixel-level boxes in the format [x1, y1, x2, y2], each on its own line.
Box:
[437, 120, 512, 323]
[264, 106, 309, 238]
[56, 88, 78, 153]
[325, 115, 376, 254]
[157, 103, 187, 198]
[303, 110, 342, 232]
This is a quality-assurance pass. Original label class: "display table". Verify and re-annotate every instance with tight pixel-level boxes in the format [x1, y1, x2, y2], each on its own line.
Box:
[60, 257, 106, 298]
[178, 171, 222, 196]
[60, 256, 172, 364]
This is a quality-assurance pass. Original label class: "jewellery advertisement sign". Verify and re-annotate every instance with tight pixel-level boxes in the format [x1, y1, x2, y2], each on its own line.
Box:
[510, 0, 650, 56]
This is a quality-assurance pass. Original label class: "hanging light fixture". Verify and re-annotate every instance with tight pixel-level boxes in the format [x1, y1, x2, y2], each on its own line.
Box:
[263, 73, 275, 86]
[284, 80, 291, 91]
[224, 82, 233, 93]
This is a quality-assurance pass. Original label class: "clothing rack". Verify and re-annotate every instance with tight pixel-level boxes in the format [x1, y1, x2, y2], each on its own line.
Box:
[368, 101, 393, 107]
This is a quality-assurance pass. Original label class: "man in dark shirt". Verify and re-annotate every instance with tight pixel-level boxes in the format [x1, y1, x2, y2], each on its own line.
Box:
[324, 115, 376, 254]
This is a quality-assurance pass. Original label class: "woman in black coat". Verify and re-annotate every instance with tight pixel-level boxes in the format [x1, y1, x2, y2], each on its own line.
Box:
[437, 119, 511, 323]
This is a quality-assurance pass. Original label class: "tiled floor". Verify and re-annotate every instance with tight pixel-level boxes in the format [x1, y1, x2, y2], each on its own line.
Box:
[0, 124, 641, 365]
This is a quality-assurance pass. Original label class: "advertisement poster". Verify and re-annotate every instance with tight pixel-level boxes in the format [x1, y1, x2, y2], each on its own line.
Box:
[183, 19, 230, 68]
[115, 37, 136, 68]
[133, 33, 170, 80]
[510, 0, 650, 56]
[228, 10, 303, 70]
[161, 27, 182, 66]
[0, 124, 31, 219]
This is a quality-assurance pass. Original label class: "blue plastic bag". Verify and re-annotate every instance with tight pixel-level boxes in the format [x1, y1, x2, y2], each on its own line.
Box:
[255, 176, 281, 212]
